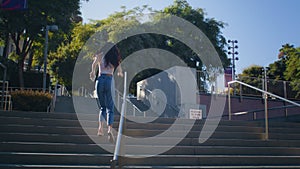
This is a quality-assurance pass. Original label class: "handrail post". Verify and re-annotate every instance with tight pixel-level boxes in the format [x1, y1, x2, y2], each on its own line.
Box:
[111, 72, 127, 169]
[228, 83, 231, 120]
[264, 92, 269, 140]
[283, 81, 288, 117]
[263, 68, 269, 140]
[117, 93, 120, 111]
[253, 112, 257, 120]
[264, 68, 269, 140]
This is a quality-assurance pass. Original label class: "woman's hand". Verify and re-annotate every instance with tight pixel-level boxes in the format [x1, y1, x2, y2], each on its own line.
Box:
[117, 71, 123, 77]
[89, 72, 96, 81]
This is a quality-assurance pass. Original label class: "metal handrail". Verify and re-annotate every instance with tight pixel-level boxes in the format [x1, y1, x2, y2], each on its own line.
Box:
[47, 83, 57, 113]
[0, 80, 12, 111]
[115, 88, 144, 117]
[0, 62, 7, 110]
[228, 80, 300, 140]
[233, 104, 298, 117]
[142, 87, 179, 116]
[111, 72, 127, 168]
[60, 85, 71, 96]
[126, 98, 144, 117]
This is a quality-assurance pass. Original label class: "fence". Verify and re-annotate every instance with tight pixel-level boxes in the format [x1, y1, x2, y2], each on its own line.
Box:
[195, 70, 300, 100]
[0, 81, 12, 111]
[235, 76, 299, 100]
[228, 80, 300, 140]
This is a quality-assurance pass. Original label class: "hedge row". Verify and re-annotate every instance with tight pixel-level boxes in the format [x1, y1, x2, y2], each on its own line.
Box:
[11, 90, 52, 112]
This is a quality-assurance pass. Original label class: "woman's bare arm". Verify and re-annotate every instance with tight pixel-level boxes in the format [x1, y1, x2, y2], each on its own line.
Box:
[90, 53, 101, 81]
[117, 63, 123, 77]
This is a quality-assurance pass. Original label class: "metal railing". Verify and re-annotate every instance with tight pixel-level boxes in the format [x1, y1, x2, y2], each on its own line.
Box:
[111, 72, 127, 168]
[57, 85, 71, 97]
[0, 62, 7, 110]
[228, 80, 300, 140]
[127, 99, 145, 117]
[115, 89, 144, 117]
[142, 87, 179, 117]
[237, 75, 300, 100]
[233, 104, 298, 120]
[47, 83, 57, 113]
[0, 80, 12, 111]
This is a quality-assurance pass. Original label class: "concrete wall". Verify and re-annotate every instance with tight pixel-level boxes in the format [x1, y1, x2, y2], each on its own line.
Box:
[137, 66, 199, 118]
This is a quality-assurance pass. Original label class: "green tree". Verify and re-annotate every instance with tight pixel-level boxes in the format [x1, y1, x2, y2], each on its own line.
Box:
[268, 59, 286, 81]
[111, 0, 229, 93]
[49, 23, 96, 90]
[53, 0, 229, 94]
[162, 0, 229, 68]
[279, 44, 300, 97]
[237, 44, 300, 99]
[0, 0, 84, 88]
[239, 65, 287, 97]
[239, 65, 263, 95]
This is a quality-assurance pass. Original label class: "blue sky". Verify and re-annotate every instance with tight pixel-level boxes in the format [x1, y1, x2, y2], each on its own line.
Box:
[80, 0, 300, 74]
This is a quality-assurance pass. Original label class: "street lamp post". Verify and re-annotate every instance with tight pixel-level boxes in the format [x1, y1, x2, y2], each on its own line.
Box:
[227, 40, 239, 81]
[43, 25, 58, 92]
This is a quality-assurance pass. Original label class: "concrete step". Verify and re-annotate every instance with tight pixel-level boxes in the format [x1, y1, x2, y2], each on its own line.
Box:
[0, 164, 111, 169]
[0, 152, 112, 166]
[3, 110, 300, 131]
[123, 155, 300, 166]
[1, 116, 267, 134]
[0, 133, 94, 144]
[0, 125, 266, 140]
[0, 116, 82, 127]
[0, 110, 263, 127]
[2, 117, 300, 139]
[0, 129, 266, 141]
[1, 110, 300, 168]
[2, 132, 300, 148]
[1, 152, 300, 167]
[0, 111, 78, 120]
[122, 165, 300, 169]
[2, 142, 300, 156]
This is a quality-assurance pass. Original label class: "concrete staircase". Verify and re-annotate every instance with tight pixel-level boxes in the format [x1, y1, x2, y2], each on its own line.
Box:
[1, 110, 300, 168]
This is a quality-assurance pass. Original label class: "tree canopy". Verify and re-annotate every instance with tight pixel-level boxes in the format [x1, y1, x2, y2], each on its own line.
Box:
[238, 44, 300, 99]
[280, 44, 300, 97]
[0, 0, 85, 88]
[50, 0, 230, 93]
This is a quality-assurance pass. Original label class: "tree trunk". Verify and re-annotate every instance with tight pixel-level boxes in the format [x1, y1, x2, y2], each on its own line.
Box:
[2, 33, 10, 58]
[18, 61, 24, 89]
[26, 50, 34, 71]
[11, 32, 33, 89]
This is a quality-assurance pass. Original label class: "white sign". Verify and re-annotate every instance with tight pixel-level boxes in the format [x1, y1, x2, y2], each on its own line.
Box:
[189, 109, 202, 119]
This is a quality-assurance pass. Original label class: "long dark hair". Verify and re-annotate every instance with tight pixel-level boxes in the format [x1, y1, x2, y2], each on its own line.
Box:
[98, 42, 121, 68]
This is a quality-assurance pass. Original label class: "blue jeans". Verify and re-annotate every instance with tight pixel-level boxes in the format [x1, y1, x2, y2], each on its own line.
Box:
[95, 74, 115, 126]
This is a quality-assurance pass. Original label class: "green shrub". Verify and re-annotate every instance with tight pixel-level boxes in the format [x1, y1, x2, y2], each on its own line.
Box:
[11, 90, 52, 112]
